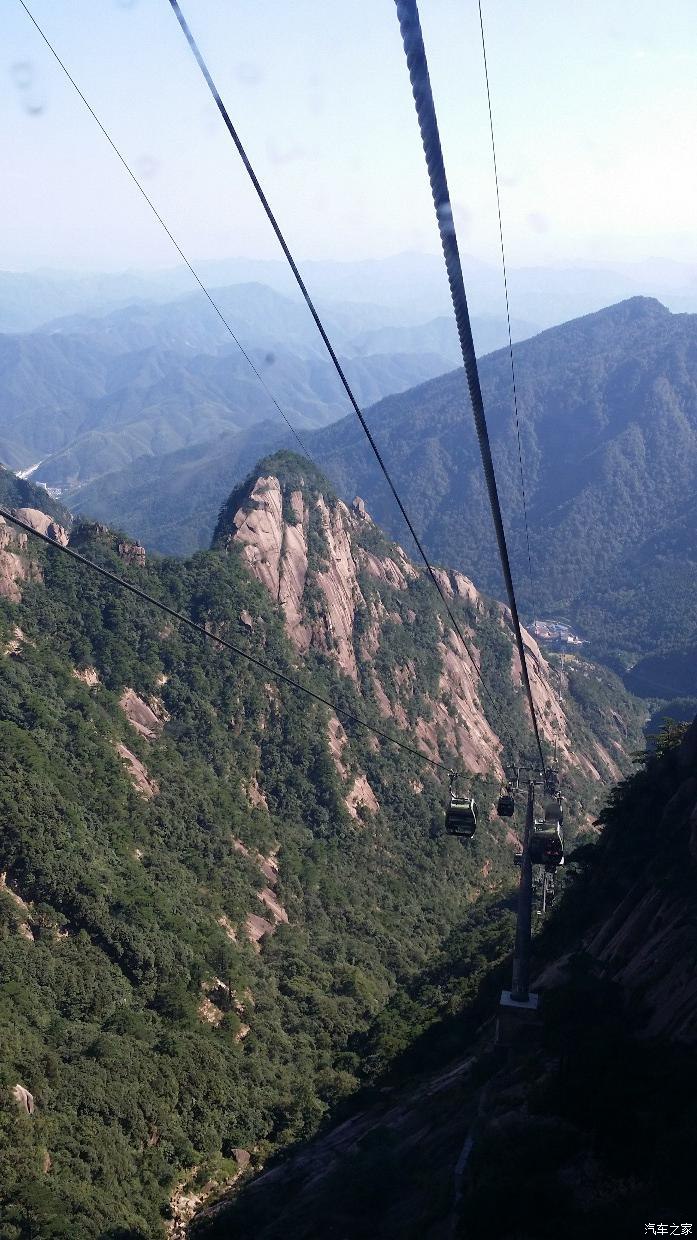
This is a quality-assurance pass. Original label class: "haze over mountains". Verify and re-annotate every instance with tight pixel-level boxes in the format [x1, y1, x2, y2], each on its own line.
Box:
[67, 296, 697, 678]
[4, 259, 697, 678]
[4, 250, 697, 334]
[0, 275, 533, 489]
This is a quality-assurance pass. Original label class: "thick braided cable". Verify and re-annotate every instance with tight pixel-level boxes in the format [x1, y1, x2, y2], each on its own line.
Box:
[395, 0, 546, 776]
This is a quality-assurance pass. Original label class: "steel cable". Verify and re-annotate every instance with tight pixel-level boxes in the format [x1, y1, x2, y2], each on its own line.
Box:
[394, 0, 547, 776]
[0, 507, 454, 775]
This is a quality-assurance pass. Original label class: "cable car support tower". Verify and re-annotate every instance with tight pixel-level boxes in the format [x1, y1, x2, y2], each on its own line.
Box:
[498, 779, 540, 1042]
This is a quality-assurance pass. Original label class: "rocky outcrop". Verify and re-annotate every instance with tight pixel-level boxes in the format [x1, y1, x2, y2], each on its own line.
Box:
[0, 872, 34, 941]
[2, 626, 27, 657]
[119, 688, 169, 741]
[351, 495, 371, 521]
[0, 504, 68, 601]
[12, 507, 68, 546]
[0, 517, 37, 602]
[245, 912, 276, 950]
[227, 478, 312, 652]
[117, 540, 146, 568]
[311, 496, 364, 680]
[246, 775, 268, 810]
[114, 742, 159, 799]
[345, 774, 380, 820]
[217, 914, 237, 944]
[218, 461, 630, 779]
[327, 714, 349, 778]
[12, 1084, 35, 1116]
[258, 887, 288, 923]
[73, 666, 100, 687]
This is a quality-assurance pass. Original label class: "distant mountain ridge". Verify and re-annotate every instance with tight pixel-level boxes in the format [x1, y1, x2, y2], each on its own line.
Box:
[71, 297, 697, 669]
[0, 279, 529, 490]
[4, 249, 697, 333]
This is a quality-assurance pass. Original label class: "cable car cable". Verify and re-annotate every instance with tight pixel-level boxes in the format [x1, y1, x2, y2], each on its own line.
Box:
[0, 507, 455, 776]
[16, 0, 313, 467]
[18, 0, 534, 778]
[476, 4, 570, 763]
[395, 0, 547, 778]
[477, 0, 536, 613]
[18, 0, 514, 762]
[165, 0, 515, 742]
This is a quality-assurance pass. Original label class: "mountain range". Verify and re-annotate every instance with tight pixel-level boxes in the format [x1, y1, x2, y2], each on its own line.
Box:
[0, 279, 534, 489]
[70, 297, 697, 676]
[0, 452, 643, 1236]
[4, 250, 697, 333]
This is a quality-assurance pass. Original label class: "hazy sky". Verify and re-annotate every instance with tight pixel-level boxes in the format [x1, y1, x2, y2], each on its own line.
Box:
[3, 0, 697, 273]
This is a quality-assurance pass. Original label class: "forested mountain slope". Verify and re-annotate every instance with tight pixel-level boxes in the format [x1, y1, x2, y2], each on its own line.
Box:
[0, 453, 642, 1237]
[0, 465, 69, 526]
[194, 718, 697, 1240]
[0, 280, 484, 488]
[309, 296, 697, 662]
[73, 298, 697, 669]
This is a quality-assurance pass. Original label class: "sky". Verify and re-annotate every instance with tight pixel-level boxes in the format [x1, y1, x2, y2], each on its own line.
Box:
[3, 0, 697, 275]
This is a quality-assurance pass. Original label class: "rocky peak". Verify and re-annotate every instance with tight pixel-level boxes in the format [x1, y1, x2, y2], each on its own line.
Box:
[351, 495, 371, 522]
[11, 508, 69, 547]
[212, 452, 601, 779]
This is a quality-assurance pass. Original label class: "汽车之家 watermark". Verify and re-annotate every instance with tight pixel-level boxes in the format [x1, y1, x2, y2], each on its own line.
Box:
[645, 1227, 692, 1236]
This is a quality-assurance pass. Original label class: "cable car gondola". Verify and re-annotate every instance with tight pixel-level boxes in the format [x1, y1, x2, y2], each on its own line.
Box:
[496, 787, 515, 818]
[544, 796, 564, 827]
[445, 795, 478, 838]
[529, 820, 564, 868]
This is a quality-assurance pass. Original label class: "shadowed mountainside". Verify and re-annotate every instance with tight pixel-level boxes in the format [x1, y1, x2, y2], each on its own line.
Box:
[191, 718, 697, 1239]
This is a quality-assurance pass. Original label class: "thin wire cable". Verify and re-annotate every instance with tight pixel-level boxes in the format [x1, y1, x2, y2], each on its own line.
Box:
[166, 0, 517, 747]
[394, 0, 547, 776]
[17, 0, 523, 770]
[478, 0, 535, 615]
[0, 507, 454, 775]
[16, 0, 312, 464]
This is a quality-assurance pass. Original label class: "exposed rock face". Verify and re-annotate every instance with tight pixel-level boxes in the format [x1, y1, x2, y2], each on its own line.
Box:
[229, 476, 285, 596]
[312, 496, 362, 681]
[198, 994, 224, 1026]
[246, 774, 268, 810]
[73, 666, 100, 687]
[117, 540, 146, 568]
[0, 516, 38, 602]
[258, 887, 288, 923]
[114, 742, 159, 799]
[2, 626, 27, 657]
[245, 912, 276, 951]
[12, 507, 68, 546]
[218, 464, 623, 778]
[351, 495, 371, 522]
[119, 688, 169, 741]
[345, 774, 380, 820]
[217, 914, 237, 944]
[327, 714, 349, 779]
[12, 1084, 35, 1116]
[228, 478, 311, 651]
[0, 872, 34, 940]
[1, 502, 68, 600]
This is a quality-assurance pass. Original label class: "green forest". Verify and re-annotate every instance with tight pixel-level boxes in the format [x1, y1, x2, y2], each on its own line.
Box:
[194, 721, 697, 1240]
[0, 456, 643, 1236]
